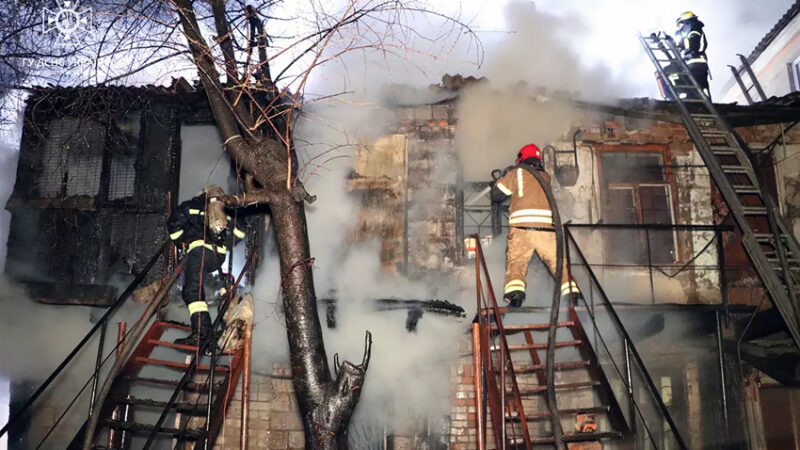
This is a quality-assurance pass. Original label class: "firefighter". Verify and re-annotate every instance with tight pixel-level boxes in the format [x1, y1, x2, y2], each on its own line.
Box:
[673, 11, 709, 99]
[491, 144, 580, 307]
[167, 186, 245, 346]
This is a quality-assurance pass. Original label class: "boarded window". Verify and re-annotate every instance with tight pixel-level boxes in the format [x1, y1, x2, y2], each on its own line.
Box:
[40, 117, 105, 198]
[601, 151, 676, 264]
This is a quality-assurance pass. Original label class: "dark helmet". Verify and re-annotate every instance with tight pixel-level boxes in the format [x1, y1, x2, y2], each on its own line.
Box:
[516, 143, 542, 164]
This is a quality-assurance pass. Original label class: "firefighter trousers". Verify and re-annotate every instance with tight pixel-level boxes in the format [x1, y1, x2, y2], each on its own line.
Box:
[182, 247, 225, 307]
[504, 227, 576, 299]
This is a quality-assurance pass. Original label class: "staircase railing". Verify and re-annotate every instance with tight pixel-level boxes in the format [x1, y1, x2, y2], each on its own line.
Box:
[142, 255, 252, 449]
[565, 227, 688, 449]
[0, 240, 171, 442]
[473, 236, 532, 449]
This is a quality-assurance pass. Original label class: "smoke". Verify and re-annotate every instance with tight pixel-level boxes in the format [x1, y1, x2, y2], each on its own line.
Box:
[0, 143, 17, 273]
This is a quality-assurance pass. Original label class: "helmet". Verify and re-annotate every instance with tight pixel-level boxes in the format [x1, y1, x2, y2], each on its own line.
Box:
[676, 11, 696, 25]
[516, 143, 542, 164]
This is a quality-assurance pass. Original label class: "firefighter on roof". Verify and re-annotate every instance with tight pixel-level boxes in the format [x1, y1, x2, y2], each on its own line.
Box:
[491, 144, 580, 307]
[167, 185, 245, 347]
[673, 11, 709, 99]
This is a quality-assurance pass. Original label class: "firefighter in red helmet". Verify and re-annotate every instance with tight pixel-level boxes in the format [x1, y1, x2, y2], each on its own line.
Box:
[490, 144, 580, 307]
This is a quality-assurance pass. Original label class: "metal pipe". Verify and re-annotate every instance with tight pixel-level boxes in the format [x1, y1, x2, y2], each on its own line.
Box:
[116, 322, 127, 358]
[108, 322, 126, 448]
[472, 322, 485, 450]
[205, 320, 220, 447]
[715, 310, 730, 438]
[499, 331, 506, 450]
[715, 230, 730, 324]
[624, 340, 636, 435]
[88, 322, 107, 419]
[645, 228, 656, 304]
[240, 323, 253, 450]
[565, 223, 734, 231]
[120, 399, 131, 449]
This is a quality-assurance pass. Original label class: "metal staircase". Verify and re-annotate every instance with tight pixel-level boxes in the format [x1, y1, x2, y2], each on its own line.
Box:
[472, 237, 650, 449]
[0, 241, 250, 449]
[79, 319, 244, 449]
[640, 33, 800, 352]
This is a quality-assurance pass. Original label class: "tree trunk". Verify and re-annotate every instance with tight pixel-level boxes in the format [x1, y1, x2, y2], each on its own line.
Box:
[169, 2, 371, 447]
[271, 195, 369, 449]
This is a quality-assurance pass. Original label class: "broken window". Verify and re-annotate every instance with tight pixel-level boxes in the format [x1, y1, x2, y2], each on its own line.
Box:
[108, 111, 140, 200]
[39, 117, 105, 198]
[601, 151, 676, 265]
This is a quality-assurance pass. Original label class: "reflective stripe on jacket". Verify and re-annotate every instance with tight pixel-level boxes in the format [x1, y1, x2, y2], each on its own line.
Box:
[167, 193, 245, 254]
[494, 167, 554, 229]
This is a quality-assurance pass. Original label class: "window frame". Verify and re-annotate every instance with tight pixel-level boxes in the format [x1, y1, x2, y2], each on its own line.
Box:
[596, 144, 679, 265]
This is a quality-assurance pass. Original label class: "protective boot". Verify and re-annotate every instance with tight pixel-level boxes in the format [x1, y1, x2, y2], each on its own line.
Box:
[504, 291, 525, 308]
[174, 311, 213, 348]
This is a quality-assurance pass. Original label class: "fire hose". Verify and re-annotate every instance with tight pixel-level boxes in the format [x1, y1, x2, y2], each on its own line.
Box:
[519, 163, 567, 449]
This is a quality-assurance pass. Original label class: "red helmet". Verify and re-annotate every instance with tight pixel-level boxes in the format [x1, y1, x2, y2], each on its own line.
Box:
[516, 143, 542, 164]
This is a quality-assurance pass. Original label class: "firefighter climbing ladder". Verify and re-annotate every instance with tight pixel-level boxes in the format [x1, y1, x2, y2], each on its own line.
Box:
[639, 33, 800, 349]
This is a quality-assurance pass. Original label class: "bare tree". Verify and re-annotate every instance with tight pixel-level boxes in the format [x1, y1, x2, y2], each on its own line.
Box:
[3, 0, 478, 447]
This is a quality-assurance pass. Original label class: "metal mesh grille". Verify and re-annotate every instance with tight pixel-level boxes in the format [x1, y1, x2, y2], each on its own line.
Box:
[39, 117, 104, 198]
[108, 111, 140, 200]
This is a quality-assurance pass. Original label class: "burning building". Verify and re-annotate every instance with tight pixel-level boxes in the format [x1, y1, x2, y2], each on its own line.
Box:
[5, 4, 800, 450]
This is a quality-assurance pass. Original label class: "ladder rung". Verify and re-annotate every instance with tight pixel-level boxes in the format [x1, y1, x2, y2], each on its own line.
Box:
[505, 405, 612, 422]
[683, 98, 707, 103]
[710, 147, 737, 156]
[489, 321, 574, 332]
[516, 381, 601, 396]
[123, 376, 224, 392]
[733, 185, 762, 195]
[692, 114, 717, 119]
[722, 165, 750, 174]
[101, 419, 204, 439]
[491, 340, 582, 352]
[517, 431, 624, 446]
[148, 339, 236, 355]
[515, 360, 592, 373]
[743, 206, 768, 215]
[133, 356, 230, 373]
[702, 130, 729, 136]
[768, 257, 800, 265]
[755, 233, 791, 243]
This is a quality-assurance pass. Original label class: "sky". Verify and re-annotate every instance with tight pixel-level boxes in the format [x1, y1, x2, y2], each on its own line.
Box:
[370, 0, 798, 99]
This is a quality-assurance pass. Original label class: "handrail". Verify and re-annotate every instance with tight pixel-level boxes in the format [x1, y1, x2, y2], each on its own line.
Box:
[143, 254, 252, 448]
[0, 240, 170, 438]
[474, 236, 531, 449]
[565, 227, 688, 449]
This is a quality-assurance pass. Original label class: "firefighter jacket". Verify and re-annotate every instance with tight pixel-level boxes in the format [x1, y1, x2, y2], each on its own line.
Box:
[491, 166, 554, 229]
[676, 19, 707, 66]
[167, 193, 246, 255]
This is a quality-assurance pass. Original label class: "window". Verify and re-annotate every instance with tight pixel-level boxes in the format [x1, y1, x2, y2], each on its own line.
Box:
[39, 117, 104, 198]
[791, 54, 800, 93]
[107, 111, 140, 200]
[600, 151, 676, 264]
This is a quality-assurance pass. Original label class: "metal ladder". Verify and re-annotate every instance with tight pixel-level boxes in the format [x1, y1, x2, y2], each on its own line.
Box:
[640, 33, 800, 349]
[729, 53, 767, 105]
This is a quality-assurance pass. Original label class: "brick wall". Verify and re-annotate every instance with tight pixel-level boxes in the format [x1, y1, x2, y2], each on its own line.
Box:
[214, 365, 303, 449]
[449, 337, 478, 450]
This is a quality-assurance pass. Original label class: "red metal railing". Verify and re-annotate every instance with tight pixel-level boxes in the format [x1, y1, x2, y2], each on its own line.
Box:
[473, 236, 532, 450]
